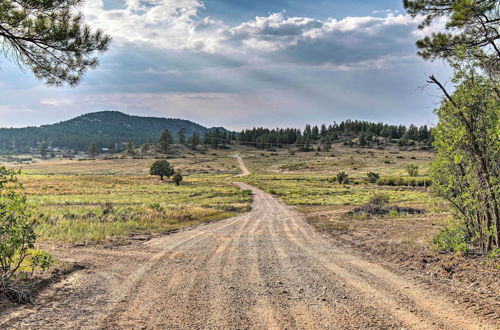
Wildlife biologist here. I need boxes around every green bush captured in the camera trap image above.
[376,176,432,187]
[405,164,419,177]
[432,226,470,254]
[0,167,52,302]
[368,193,389,206]
[336,171,349,184]
[172,172,183,186]
[367,172,380,184]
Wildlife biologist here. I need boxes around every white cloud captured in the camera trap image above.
[82,1,422,69]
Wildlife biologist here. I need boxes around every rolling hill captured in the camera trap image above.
[0,111,228,152]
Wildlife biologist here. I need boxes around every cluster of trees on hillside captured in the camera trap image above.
[238,121,433,150]
[0,111,218,154]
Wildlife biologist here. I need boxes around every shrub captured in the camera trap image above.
[405,164,419,177]
[172,172,183,186]
[336,171,349,184]
[240,189,253,196]
[0,167,51,303]
[432,226,470,254]
[368,193,389,207]
[376,176,432,187]
[367,172,380,184]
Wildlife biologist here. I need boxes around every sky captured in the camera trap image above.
[0,0,452,130]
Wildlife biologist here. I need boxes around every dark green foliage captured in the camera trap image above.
[367,172,380,184]
[0,0,111,86]
[38,141,48,159]
[172,172,183,186]
[150,160,174,180]
[203,128,230,149]
[87,143,98,159]
[188,132,200,150]
[376,176,432,187]
[239,120,433,149]
[158,129,173,153]
[0,111,225,153]
[404,0,499,75]
[336,171,349,184]
[321,136,332,151]
[127,142,136,155]
[404,0,499,254]
[177,128,186,145]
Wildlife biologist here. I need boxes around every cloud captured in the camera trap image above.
[82,2,422,70]
[0,1,452,129]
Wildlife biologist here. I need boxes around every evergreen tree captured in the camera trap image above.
[322,136,332,152]
[404,0,499,77]
[38,141,49,159]
[0,1,111,86]
[188,132,200,150]
[177,128,186,145]
[87,143,98,159]
[127,142,135,155]
[159,129,173,153]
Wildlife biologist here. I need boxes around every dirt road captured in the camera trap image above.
[235,154,250,177]
[1,159,497,329]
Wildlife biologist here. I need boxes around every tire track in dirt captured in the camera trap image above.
[1,157,498,329]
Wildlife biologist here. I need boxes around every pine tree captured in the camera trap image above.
[177,128,186,145]
[38,141,49,159]
[0,1,111,86]
[159,129,173,153]
[87,143,98,159]
[188,132,200,150]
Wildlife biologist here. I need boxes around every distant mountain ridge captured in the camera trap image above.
[0,111,228,151]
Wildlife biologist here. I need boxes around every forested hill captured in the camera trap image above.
[0,111,225,152]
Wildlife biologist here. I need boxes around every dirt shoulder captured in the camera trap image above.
[302,205,500,321]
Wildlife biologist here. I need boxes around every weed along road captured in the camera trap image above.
[1,158,496,329]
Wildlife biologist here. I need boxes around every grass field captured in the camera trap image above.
[3,153,251,243]
[236,144,451,258]
[2,144,442,248]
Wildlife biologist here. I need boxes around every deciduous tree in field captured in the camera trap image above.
[0,0,111,86]
[150,160,174,181]
[430,64,499,253]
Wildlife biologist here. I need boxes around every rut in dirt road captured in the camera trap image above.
[1,158,497,329]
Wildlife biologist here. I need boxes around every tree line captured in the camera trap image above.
[238,121,433,150]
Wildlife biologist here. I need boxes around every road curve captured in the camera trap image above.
[235,154,250,177]
[1,160,497,329]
